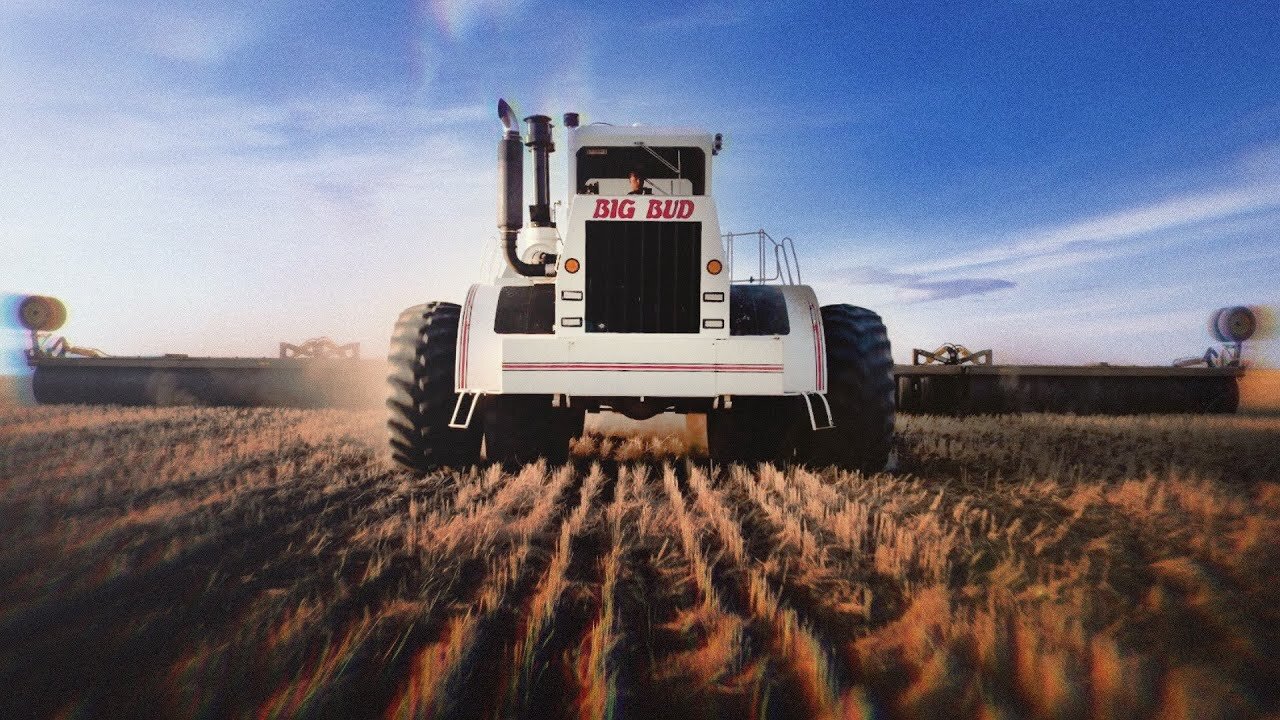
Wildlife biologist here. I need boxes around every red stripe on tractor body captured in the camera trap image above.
[809,304,824,392]
[501,362,783,373]
[458,286,477,388]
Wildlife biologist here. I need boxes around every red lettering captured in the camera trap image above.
[594,197,687,220]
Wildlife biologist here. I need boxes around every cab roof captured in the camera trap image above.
[569,124,715,150]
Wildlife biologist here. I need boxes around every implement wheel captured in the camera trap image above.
[18,295,67,332]
[386,302,482,472]
[797,305,895,473]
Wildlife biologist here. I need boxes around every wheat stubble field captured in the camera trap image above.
[1,405,1278,719]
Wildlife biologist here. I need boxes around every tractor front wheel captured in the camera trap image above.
[796,305,895,473]
[386,302,483,473]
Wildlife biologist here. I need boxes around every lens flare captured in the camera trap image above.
[1,293,25,330]
[1,294,37,399]
[1246,304,1276,340]
[418,0,519,39]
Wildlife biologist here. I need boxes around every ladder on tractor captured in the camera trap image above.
[723,229,802,285]
[722,229,830,430]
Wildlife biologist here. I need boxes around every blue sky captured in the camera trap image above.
[2,0,1278,372]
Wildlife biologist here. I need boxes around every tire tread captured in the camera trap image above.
[385,302,482,472]
[799,304,895,473]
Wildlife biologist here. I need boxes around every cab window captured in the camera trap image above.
[577,146,706,196]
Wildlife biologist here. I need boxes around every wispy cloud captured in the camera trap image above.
[841,267,1016,303]
[147,9,252,64]
[905,182,1280,277]
[896,278,1016,303]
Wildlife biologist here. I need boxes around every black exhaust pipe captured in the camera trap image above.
[525,114,554,227]
[497,99,552,277]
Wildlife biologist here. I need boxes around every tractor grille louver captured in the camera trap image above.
[585,220,701,333]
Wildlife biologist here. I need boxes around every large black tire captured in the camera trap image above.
[483,395,583,467]
[707,397,792,466]
[386,303,483,472]
[796,305,895,473]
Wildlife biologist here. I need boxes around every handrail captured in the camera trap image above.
[722,229,802,285]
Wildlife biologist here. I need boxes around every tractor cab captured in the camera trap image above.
[566,124,717,198]
[552,122,727,338]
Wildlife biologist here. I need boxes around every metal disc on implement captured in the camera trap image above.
[1213,306,1256,343]
[17,295,67,332]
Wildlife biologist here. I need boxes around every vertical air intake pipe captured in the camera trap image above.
[496,99,552,276]
[525,114,555,227]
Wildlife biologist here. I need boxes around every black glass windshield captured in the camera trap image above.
[576,146,706,196]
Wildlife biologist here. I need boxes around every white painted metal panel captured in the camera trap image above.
[458,282,827,398]
[497,334,783,396]
[454,284,504,393]
[777,285,826,394]
[712,337,786,395]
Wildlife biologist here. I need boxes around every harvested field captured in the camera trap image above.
[2,406,1279,719]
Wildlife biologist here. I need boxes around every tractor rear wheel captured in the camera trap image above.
[483,395,583,467]
[386,302,483,472]
[797,305,895,473]
[707,397,792,466]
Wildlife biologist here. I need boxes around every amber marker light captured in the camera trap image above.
[564,258,581,273]
[706,259,723,275]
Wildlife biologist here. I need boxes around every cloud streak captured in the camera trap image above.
[842,267,1016,303]
[905,182,1280,277]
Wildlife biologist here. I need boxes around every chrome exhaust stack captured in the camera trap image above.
[496,98,554,277]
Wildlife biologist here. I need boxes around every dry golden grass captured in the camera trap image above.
[0,374,35,406]
[1,406,1278,719]
[1240,368,1280,414]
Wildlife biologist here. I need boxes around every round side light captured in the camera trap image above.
[706,259,723,275]
[564,258,581,274]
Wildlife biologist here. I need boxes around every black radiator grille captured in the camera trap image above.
[585,220,701,333]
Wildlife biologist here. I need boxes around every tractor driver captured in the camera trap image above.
[628,167,652,195]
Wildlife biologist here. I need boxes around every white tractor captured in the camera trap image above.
[386,99,894,471]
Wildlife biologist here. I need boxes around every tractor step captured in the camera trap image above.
[449,391,484,429]
[799,392,834,431]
